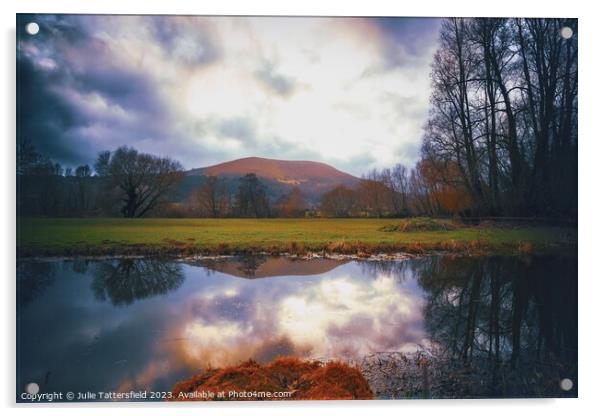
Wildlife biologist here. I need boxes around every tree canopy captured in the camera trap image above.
[94,146,184,218]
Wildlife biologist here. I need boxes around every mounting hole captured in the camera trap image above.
[560,378,573,391]
[560,26,573,39]
[26,382,39,395]
[25,22,39,36]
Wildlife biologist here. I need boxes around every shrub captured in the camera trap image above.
[380,217,457,232]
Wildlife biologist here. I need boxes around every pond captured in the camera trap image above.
[16,254,577,400]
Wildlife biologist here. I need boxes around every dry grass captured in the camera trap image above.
[170,357,373,401]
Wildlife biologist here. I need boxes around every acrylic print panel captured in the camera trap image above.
[16,14,578,402]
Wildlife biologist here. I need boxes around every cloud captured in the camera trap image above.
[17,15,440,175]
[17,14,174,166]
[372,17,441,70]
[254,59,297,97]
[217,117,256,141]
[150,16,221,66]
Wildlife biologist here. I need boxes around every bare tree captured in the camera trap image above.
[380,165,410,216]
[358,170,393,217]
[235,173,270,218]
[320,185,357,217]
[422,18,577,217]
[279,187,308,218]
[191,175,229,218]
[74,164,92,213]
[94,146,184,218]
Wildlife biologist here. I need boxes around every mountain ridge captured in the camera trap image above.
[186,156,360,203]
[188,156,359,181]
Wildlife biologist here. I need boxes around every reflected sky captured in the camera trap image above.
[17,258,427,397]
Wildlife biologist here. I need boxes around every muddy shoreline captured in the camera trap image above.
[16,240,575,260]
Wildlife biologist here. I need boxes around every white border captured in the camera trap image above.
[2,1,600,415]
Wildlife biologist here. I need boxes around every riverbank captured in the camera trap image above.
[17,218,576,258]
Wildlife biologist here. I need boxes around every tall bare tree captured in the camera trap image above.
[235,173,270,218]
[320,185,357,217]
[422,18,577,217]
[192,175,229,218]
[94,146,184,218]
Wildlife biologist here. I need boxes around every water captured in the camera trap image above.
[16,255,577,400]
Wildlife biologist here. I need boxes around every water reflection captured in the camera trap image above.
[176,266,426,367]
[17,261,57,307]
[192,256,349,278]
[416,255,577,397]
[91,259,184,306]
[16,255,577,400]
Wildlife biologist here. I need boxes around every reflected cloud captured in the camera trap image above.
[18,257,428,397]
[20,255,579,400]
[16,255,578,400]
[168,264,426,370]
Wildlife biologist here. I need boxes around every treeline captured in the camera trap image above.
[319,18,578,219]
[16,139,439,218]
[17,139,100,216]
[17,142,184,218]
[177,166,439,218]
[183,174,310,218]
[17,142,315,218]
[319,164,472,218]
[421,18,577,217]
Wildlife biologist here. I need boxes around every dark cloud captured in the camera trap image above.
[364,17,441,74]
[16,15,437,175]
[17,47,91,164]
[150,16,221,66]
[374,18,441,56]
[254,60,297,97]
[217,117,256,141]
[17,14,173,167]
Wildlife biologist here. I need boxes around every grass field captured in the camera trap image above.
[17,217,577,257]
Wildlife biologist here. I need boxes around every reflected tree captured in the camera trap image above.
[236,255,267,277]
[17,261,57,307]
[70,258,91,274]
[91,259,185,306]
[358,260,415,283]
[417,255,577,397]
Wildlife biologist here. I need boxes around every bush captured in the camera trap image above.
[380,217,457,232]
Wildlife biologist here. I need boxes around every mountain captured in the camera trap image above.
[186,157,360,203]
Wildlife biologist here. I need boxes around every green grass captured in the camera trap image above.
[17,217,577,257]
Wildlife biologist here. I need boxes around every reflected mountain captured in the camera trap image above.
[91,259,185,306]
[189,256,349,278]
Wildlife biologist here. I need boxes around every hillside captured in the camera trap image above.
[186,157,360,203]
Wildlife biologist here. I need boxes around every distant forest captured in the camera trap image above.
[17,18,577,220]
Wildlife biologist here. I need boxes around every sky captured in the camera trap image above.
[17,14,441,176]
